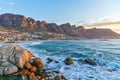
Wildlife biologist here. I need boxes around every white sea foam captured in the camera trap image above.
[30,41,43,46]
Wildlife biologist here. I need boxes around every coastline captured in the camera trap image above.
[0,40,120,79]
[1,38,120,43]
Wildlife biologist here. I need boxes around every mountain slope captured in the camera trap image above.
[86,28,120,39]
[0,13,120,39]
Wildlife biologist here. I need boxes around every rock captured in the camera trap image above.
[31,57,44,69]
[0,55,2,59]
[20,69,31,75]
[47,57,53,63]
[54,75,67,80]
[61,75,67,80]
[0,44,68,80]
[3,64,18,75]
[54,61,59,63]
[0,70,3,76]
[24,62,32,70]
[55,75,61,80]
[36,75,42,80]
[30,66,37,73]
[2,55,9,60]
[41,74,46,80]
[1,61,10,67]
[8,44,32,69]
[0,44,47,79]
[36,68,43,75]
[47,77,51,80]
[28,73,38,80]
[46,72,54,77]
[0,67,4,75]
[22,75,29,80]
[84,59,97,65]
[64,57,73,65]
[53,71,60,74]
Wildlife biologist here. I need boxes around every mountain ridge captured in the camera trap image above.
[0,13,120,39]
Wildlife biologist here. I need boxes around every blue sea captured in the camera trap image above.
[0,39,120,80]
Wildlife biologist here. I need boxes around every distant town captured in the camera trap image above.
[0,28,74,42]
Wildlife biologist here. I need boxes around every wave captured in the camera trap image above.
[30,41,43,46]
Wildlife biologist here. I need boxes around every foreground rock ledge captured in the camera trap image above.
[0,44,44,80]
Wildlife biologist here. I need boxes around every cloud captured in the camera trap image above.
[76,17,120,28]
[86,21,120,27]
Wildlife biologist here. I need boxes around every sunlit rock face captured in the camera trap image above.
[0,13,120,39]
[0,44,43,77]
[0,44,32,75]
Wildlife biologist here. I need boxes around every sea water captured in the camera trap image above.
[0,39,120,80]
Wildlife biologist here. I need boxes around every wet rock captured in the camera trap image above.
[47,77,51,80]
[22,75,29,80]
[31,57,44,69]
[64,57,73,65]
[29,73,38,80]
[3,64,18,75]
[24,62,32,70]
[0,70,3,76]
[36,75,41,79]
[46,72,54,77]
[53,70,60,74]
[36,68,43,75]
[30,66,37,73]
[54,61,59,63]
[20,69,31,75]
[47,57,53,63]
[41,73,46,79]
[84,59,96,65]
[61,75,67,80]
[55,75,61,80]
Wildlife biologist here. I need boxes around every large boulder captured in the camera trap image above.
[8,44,32,69]
[84,59,97,65]
[31,57,44,69]
[55,75,61,80]
[64,57,73,65]
[47,57,53,63]
[0,44,33,75]
[0,44,33,69]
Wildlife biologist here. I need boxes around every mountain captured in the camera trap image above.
[0,13,120,39]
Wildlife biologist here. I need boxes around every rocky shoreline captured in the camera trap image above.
[0,44,97,80]
[0,44,67,80]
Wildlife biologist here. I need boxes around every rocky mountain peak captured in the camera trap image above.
[0,13,120,39]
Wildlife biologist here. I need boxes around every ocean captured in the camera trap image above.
[0,39,120,80]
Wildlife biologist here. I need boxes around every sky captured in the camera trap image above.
[0,0,120,33]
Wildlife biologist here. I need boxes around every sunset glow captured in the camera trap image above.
[84,22,120,34]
